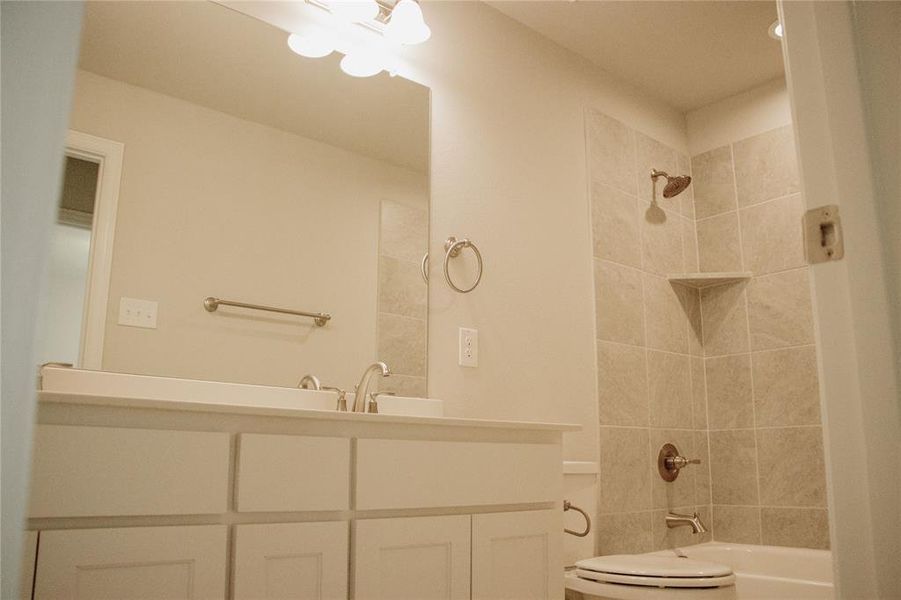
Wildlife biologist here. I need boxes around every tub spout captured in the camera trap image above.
[665,511,708,534]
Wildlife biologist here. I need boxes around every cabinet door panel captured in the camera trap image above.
[34,525,227,600]
[472,510,562,600]
[234,522,348,600]
[354,515,470,600]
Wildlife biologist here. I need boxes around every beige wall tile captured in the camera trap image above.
[676,286,703,357]
[599,427,652,512]
[377,313,426,377]
[644,274,689,354]
[378,256,427,320]
[597,341,649,426]
[690,357,708,429]
[637,131,677,204]
[733,125,800,207]
[677,153,695,219]
[380,200,428,263]
[706,355,754,429]
[695,504,713,543]
[596,512,653,556]
[650,429,696,509]
[740,194,805,275]
[588,110,637,196]
[747,269,815,350]
[713,505,761,544]
[591,181,642,267]
[697,212,743,273]
[641,207,684,275]
[378,374,427,398]
[594,260,645,346]
[690,145,736,219]
[761,508,830,550]
[648,351,693,429]
[694,431,712,505]
[753,346,821,426]
[757,427,827,507]
[709,430,759,505]
[700,284,750,356]
[681,216,699,272]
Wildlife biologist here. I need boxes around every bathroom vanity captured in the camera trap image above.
[24,367,576,599]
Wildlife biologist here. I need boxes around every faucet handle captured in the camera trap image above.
[321,386,347,412]
[658,443,700,482]
[368,391,396,414]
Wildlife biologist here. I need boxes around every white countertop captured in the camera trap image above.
[38,367,580,432]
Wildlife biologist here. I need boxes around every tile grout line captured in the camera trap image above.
[693,190,802,224]
[730,142,765,545]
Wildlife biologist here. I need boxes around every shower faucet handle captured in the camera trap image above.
[657,443,700,482]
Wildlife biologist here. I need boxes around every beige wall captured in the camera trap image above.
[587,108,711,554]
[401,2,688,462]
[69,70,427,392]
[691,119,829,549]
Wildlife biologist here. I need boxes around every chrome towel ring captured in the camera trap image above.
[443,236,483,294]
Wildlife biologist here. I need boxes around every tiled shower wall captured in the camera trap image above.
[587,109,712,555]
[376,200,428,397]
[692,125,830,549]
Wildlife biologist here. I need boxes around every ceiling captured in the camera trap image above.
[487,0,785,112]
[78,1,429,173]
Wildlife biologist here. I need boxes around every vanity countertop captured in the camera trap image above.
[37,367,580,432]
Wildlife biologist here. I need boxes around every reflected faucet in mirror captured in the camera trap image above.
[353,362,391,412]
[298,374,322,390]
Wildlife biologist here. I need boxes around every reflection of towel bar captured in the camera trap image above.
[564,500,591,537]
[203,297,331,327]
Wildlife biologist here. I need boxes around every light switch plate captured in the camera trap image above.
[459,327,478,367]
[118,297,158,329]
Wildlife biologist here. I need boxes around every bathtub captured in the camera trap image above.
[662,543,833,599]
[566,542,833,600]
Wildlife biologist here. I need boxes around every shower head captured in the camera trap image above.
[650,169,692,198]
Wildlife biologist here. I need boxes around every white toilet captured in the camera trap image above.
[564,553,737,600]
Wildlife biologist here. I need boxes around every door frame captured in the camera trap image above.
[64,130,124,369]
[779,1,901,597]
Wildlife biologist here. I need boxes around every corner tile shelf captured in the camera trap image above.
[667,272,752,289]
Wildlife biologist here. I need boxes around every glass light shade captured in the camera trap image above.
[385,0,431,45]
[339,52,384,77]
[768,20,784,39]
[287,32,334,58]
[329,0,379,24]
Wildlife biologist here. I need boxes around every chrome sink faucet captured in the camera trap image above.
[665,511,708,534]
[353,362,390,412]
[298,374,321,390]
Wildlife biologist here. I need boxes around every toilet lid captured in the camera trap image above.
[576,554,733,579]
[575,568,736,589]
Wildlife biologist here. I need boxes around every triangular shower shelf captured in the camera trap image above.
[667,272,752,289]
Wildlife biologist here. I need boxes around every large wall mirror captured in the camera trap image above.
[36,1,430,397]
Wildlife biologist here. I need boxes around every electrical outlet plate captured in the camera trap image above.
[118,297,158,329]
[458,327,478,367]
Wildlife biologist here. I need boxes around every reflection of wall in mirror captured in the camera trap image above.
[68,69,428,391]
[376,200,428,397]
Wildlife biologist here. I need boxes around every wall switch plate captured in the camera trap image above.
[118,297,158,329]
[459,327,478,367]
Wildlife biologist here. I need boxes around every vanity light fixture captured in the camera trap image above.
[768,20,784,40]
[287,0,431,78]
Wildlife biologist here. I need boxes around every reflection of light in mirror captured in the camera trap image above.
[385,0,431,45]
[340,51,386,77]
[286,0,429,78]
[328,0,379,24]
[287,32,334,58]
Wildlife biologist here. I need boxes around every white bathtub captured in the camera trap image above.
[661,543,833,599]
[566,542,833,600]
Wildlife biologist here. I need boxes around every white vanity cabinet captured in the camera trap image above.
[234,522,349,600]
[28,391,575,600]
[33,525,227,600]
[354,515,472,600]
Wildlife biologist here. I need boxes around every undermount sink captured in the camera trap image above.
[39,366,443,418]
